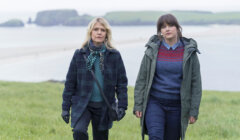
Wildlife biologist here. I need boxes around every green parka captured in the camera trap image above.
[133,35,202,140]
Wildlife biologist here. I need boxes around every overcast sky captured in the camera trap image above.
[1,0,240,15]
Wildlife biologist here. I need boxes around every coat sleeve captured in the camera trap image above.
[116,52,128,110]
[62,50,78,111]
[133,54,148,113]
[190,52,202,119]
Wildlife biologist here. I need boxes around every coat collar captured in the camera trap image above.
[181,37,200,54]
[144,35,160,60]
[144,35,200,59]
[79,44,118,56]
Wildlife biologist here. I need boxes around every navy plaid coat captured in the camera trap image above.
[62,45,128,128]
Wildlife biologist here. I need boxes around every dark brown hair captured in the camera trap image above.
[157,14,182,37]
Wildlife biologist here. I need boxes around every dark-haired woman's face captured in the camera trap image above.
[160,23,178,41]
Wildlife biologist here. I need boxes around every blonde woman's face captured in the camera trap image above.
[91,22,107,46]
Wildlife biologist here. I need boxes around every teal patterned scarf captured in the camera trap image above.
[86,40,106,71]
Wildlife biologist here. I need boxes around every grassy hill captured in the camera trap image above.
[0,81,240,140]
[104,11,240,25]
[0,19,24,27]
[32,10,240,26]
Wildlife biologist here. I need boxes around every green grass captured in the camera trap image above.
[0,81,240,140]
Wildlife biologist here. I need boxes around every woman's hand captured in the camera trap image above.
[135,111,142,118]
[117,108,126,121]
[189,116,196,124]
[61,110,70,124]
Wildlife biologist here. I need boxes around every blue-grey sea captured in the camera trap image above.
[0,25,239,91]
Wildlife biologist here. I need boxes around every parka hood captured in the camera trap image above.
[181,36,200,54]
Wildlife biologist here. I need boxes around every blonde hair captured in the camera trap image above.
[81,17,115,49]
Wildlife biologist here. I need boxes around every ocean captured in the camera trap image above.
[0,25,240,91]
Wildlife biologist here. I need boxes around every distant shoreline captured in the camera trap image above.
[1,10,240,27]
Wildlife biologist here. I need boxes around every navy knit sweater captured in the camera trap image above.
[150,40,184,100]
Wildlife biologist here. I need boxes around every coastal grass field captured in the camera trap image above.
[0,81,240,140]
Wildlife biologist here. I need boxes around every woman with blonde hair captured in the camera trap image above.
[61,17,128,140]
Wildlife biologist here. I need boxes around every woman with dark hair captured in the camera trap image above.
[61,17,128,140]
[134,14,202,140]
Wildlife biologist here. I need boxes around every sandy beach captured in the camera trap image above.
[0,44,79,64]
[1,25,240,64]
[0,38,150,65]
